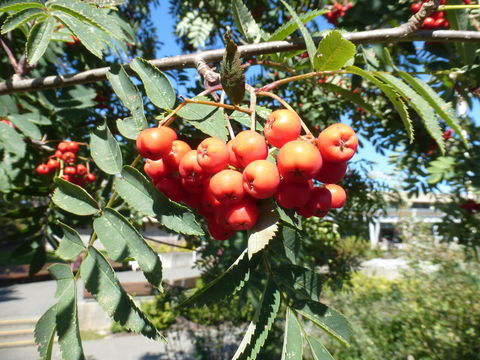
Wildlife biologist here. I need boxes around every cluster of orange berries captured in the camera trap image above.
[325,1,353,25]
[36,141,96,186]
[411,0,470,29]
[136,109,358,241]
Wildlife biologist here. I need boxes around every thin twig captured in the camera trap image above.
[183,98,252,114]
[159,102,187,127]
[0,36,18,71]
[245,84,257,130]
[220,91,236,139]
[257,91,312,136]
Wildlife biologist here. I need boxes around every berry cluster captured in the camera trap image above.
[36,141,96,186]
[325,2,353,25]
[137,109,358,241]
[411,0,470,29]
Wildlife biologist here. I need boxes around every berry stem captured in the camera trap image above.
[160,102,187,127]
[220,91,236,139]
[245,84,257,130]
[439,5,480,10]
[257,91,313,136]
[183,98,253,115]
[256,70,347,93]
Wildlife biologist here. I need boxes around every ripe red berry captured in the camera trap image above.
[264,109,302,148]
[207,217,235,241]
[197,137,229,173]
[275,180,313,209]
[277,140,322,182]
[46,158,60,171]
[227,139,242,169]
[232,130,268,167]
[410,3,421,13]
[164,140,191,170]
[86,173,96,182]
[144,158,171,182]
[433,18,446,29]
[317,123,358,163]
[136,127,177,160]
[209,169,245,205]
[243,160,280,199]
[36,164,50,175]
[422,17,435,29]
[76,164,87,176]
[179,150,209,193]
[325,184,346,208]
[315,160,347,184]
[54,150,63,158]
[66,141,79,153]
[296,186,331,218]
[223,199,259,230]
[64,166,77,175]
[57,141,68,152]
[62,151,76,164]
[155,177,184,203]
[201,186,223,214]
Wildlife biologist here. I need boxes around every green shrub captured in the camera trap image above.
[322,252,480,360]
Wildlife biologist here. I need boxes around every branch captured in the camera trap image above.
[0,36,18,72]
[1,29,480,95]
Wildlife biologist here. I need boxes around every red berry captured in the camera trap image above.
[243,160,280,199]
[422,17,435,29]
[57,141,68,152]
[317,123,358,163]
[207,217,235,241]
[136,127,177,160]
[76,164,87,176]
[54,150,63,158]
[64,166,77,175]
[66,141,79,153]
[209,169,245,205]
[232,130,268,168]
[164,140,191,170]
[277,140,322,182]
[410,3,421,13]
[274,180,313,209]
[155,177,184,203]
[325,184,347,208]
[223,199,259,231]
[36,164,50,175]
[315,160,347,184]
[62,151,76,164]
[264,109,302,148]
[144,158,171,182]
[197,137,229,173]
[86,173,96,182]
[46,158,60,171]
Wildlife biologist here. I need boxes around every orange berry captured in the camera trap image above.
[317,123,358,163]
[232,130,268,167]
[274,180,313,209]
[243,160,280,199]
[264,109,302,148]
[136,127,177,160]
[144,158,171,182]
[209,169,245,205]
[197,137,229,173]
[315,160,347,184]
[277,140,322,182]
[224,198,259,230]
[164,140,191,170]
[325,184,346,208]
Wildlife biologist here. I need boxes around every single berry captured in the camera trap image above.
[274,180,313,209]
[155,177,184,203]
[325,184,346,208]
[64,166,77,175]
[164,140,192,170]
[144,158,171,182]
[317,123,358,163]
[227,139,242,169]
[76,164,87,176]
[66,141,79,153]
[297,186,332,218]
[207,217,235,241]
[86,173,97,182]
[243,160,280,199]
[232,130,268,167]
[46,158,60,171]
[197,137,229,173]
[62,151,76,164]
[179,150,209,192]
[36,164,50,175]
[277,140,322,182]
[136,126,177,160]
[264,109,302,148]
[315,160,347,184]
[209,169,245,205]
[57,141,68,152]
[54,150,63,158]
[422,17,435,29]
[224,199,259,230]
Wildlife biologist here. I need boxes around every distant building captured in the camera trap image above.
[369,193,446,248]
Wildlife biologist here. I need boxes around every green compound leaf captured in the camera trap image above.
[52,10,105,59]
[180,249,257,308]
[268,9,327,41]
[314,30,356,71]
[248,200,279,259]
[274,264,322,302]
[114,166,203,236]
[130,57,176,110]
[185,108,228,142]
[55,222,85,261]
[34,304,56,360]
[306,335,335,360]
[232,277,281,360]
[232,0,267,42]
[281,308,303,360]
[398,71,467,147]
[347,66,414,147]
[52,177,100,216]
[26,16,55,64]
[90,121,123,175]
[220,31,245,106]
[93,208,163,290]
[279,0,316,69]
[177,96,217,120]
[294,300,352,346]
[0,0,43,13]
[1,7,45,34]
[7,113,42,140]
[80,246,166,342]
[107,64,147,135]
[48,264,84,360]
[0,121,26,157]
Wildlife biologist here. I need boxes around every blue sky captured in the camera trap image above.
[150,4,479,176]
